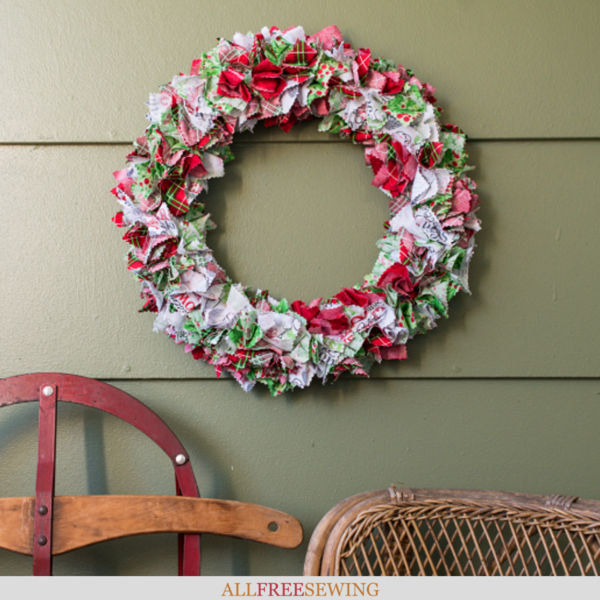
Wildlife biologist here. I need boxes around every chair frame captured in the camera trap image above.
[305,487,600,576]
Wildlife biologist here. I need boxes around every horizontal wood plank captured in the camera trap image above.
[0,495,302,555]
[0,0,599,142]
[1,378,600,575]
[1,141,598,379]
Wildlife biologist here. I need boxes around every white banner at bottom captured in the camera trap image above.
[2,575,599,600]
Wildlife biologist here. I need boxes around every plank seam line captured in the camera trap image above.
[1,138,599,147]
[99,376,600,383]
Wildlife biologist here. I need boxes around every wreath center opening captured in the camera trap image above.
[205,130,390,303]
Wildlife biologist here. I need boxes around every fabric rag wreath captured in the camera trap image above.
[111,25,481,395]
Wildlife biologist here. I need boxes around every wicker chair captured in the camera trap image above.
[304,487,600,576]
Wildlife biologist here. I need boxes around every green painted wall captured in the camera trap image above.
[1,0,599,575]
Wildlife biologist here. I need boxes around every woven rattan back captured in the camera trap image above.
[304,488,600,576]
